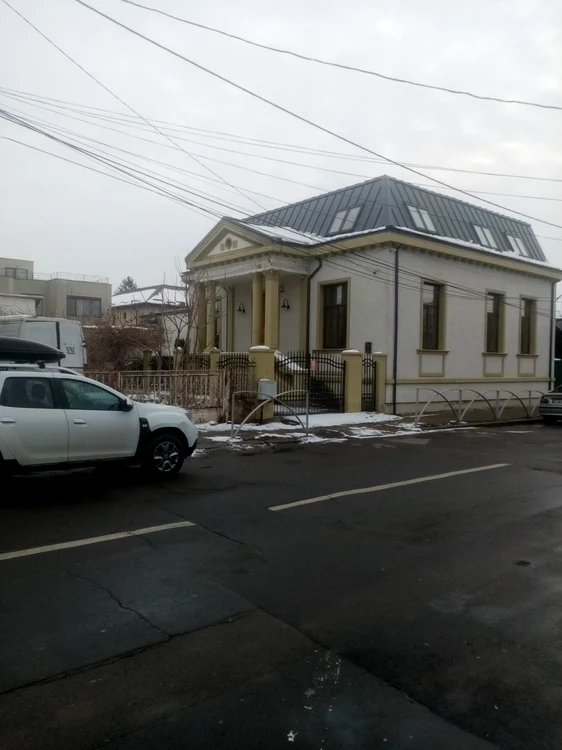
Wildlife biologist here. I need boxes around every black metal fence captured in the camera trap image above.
[361,357,377,411]
[218,352,255,395]
[274,351,346,415]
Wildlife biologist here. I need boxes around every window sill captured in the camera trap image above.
[482,352,508,357]
[417,349,449,355]
[517,353,538,358]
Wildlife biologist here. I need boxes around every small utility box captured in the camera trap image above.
[257,378,277,401]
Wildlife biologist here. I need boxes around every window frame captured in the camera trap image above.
[327,206,362,235]
[473,225,497,249]
[318,279,349,350]
[66,296,102,318]
[408,205,437,233]
[4,266,29,280]
[506,234,530,257]
[420,280,446,351]
[484,291,506,354]
[58,378,124,411]
[519,297,537,355]
[0,375,57,410]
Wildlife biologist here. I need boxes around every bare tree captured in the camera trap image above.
[84,313,163,372]
[156,263,228,368]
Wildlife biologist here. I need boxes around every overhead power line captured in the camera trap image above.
[1,113,556,314]
[119,0,562,113]
[0,0,266,212]
[3,85,562,185]
[73,0,562,232]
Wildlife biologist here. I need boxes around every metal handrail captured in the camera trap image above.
[230,389,310,441]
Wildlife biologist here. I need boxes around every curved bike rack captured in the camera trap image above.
[230,389,310,442]
[415,387,546,425]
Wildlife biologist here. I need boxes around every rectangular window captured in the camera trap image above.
[408,206,436,233]
[0,377,55,409]
[422,282,443,350]
[520,298,536,354]
[322,282,348,349]
[328,206,362,235]
[474,225,497,248]
[66,296,102,317]
[485,293,504,353]
[5,267,29,279]
[506,235,530,257]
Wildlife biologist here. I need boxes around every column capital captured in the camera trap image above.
[263,268,279,280]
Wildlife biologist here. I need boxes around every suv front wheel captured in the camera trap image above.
[142,433,185,476]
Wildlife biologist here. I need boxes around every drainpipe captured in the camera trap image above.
[305,259,323,356]
[549,280,556,390]
[392,246,400,415]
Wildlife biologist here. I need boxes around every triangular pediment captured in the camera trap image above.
[186,219,268,266]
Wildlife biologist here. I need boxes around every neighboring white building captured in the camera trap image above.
[0,293,37,316]
[0,256,111,320]
[184,176,562,412]
[112,284,195,357]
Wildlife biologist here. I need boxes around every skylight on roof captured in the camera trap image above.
[328,206,362,234]
[474,225,497,249]
[407,205,436,232]
[506,234,530,257]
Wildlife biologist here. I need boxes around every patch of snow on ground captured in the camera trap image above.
[199,412,400,433]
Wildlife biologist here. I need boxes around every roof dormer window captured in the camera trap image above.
[328,205,362,235]
[474,225,497,249]
[506,234,530,257]
[407,205,436,232]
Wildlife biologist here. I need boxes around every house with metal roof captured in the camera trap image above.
[185,176,562,413]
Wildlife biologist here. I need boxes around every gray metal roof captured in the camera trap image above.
[241,175,546,262]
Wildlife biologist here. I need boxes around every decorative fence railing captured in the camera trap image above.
[361,357,377,412]
[274,350,346,414]
[86,369,226,418]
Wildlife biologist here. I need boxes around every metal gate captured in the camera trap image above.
[361,357,377,411]
[274,351,346,415]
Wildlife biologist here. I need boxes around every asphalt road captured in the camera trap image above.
[1,423,562,749]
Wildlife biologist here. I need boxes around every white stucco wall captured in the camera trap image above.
[308,244,555,409]
[231,282,251,351]
[278,275,302,351]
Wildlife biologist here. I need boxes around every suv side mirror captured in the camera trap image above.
[122,398,135,412]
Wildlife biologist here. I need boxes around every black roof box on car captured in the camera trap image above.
[0,336,64,364]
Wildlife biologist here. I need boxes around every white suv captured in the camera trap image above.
[0,366,198,477]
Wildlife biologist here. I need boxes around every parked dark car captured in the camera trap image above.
[539,386,562,424]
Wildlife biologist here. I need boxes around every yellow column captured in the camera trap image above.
[264,269,279,350]
[205,282,216,350]
[372,353,388,413]
[196,282,206,353]
[342,349,362,413]
[251,272,263,346]
[249,345,275,421]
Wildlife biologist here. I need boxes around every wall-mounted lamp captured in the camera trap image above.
[281,298,290,311]
[237,302,246,313]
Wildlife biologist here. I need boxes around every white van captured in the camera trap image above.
[0,316,86,370]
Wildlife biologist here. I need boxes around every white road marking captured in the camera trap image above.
[269,463,510,512]
[0,521,196,562]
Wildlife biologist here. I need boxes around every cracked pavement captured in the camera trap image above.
[1,424,562,748]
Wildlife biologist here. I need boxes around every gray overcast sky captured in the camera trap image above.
[1,0,561,293]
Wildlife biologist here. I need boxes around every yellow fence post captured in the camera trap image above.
[209,347,220,372]
[372,353,388,413]
[249,345,275,421]
[342,349,362,413]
